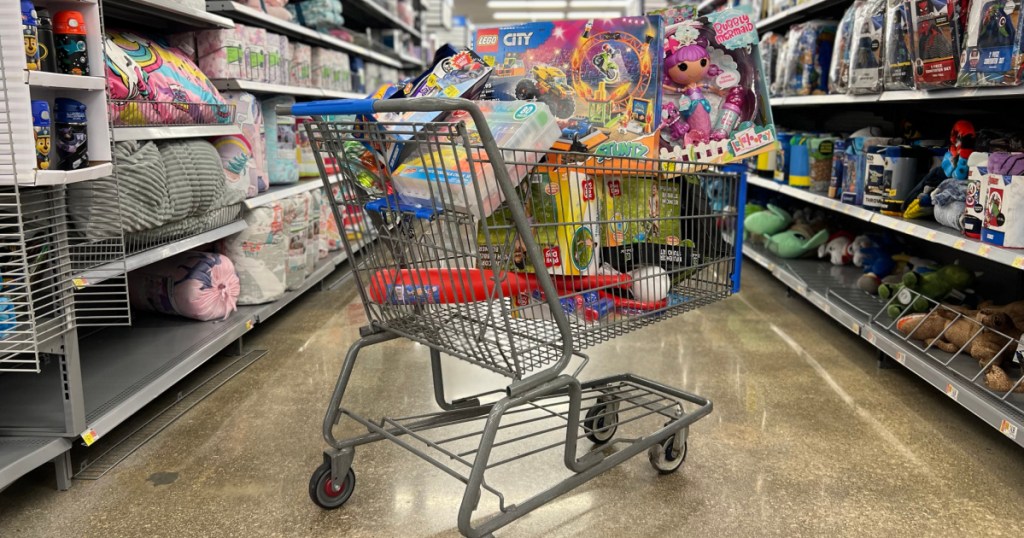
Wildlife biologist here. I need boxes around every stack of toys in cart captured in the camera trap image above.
[743,196,1024,394]
[760,0,1024,94]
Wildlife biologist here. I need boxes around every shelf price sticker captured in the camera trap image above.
[925,231,938,241]
[1013,256,1024,269]
[903,222,916,234]
[1000,420,1019,440]
[865,329,875,342]
[945,384,959,401]
[72,278,88,289]
[245,319,254,331]
[953,239,967,250]
[895,351,906,364]
[977,245,991,257]
[81,428,98,446]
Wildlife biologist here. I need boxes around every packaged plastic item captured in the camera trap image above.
[849,0,886,93]
[656,7,777,164]
[31,100,51,170]
[775,131,794,183]
[982,152,1024,247]
[772,34,790,96]
[55,98,88,171]
[193,26,247,80]
[783,21,837,95]
[863,145,925,211]
[37,8,55,73]
[215,91,267,196]
[22,1,38,70]
[828,138,849,198]
[223,202,287,305]
[244,26,268,82]
[963,151,989,238]
[884,0,915,89]
[808,136,837,193]
[128,251,240,321]
[477,15,668,158]
[283,192,311,290]
[956,0,1024,86]
[391,101,561,218]
[295,117,318,178]
[760,31,783,95]
[788,135,811,187]
[529,169,602,276]
[54,10,89,75]
[290,42,312,86]
[287,0,344,31]
[262,96,299,185]
[831,1,863,93]
[911,0,958,88]
[840,134,891,205]
[600,175,685,272]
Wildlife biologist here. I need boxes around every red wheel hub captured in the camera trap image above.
[323,476,345,497]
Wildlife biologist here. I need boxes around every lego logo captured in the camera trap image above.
[478,35,497,45]
[476,30,499,53]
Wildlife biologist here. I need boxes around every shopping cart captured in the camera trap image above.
[287,97,747,537]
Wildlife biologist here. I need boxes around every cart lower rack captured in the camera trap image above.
[291,97,745,537]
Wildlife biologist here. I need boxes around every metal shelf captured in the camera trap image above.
[103,0,234,29]
[245,179,335,209]
[73,220,249,287]
[76,247,357,444]
[205,1,404,69]
[212,79,343,99]
[771,85,1024,107]
[742,241,1024,448]
[747,174,1024,270]
[756,0,850,32]
[343,0,422,39]
[24,72,107,91]
[112,124,241,142]
[321,90,366,99]
[31,162,114,186]
[0,438,72,492]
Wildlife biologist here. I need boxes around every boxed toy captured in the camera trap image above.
[759,31,784,95]
[782,21,837,95]
[774,131,795,183]
[884,0,916,89]
[830,2,861,93]
[840,133,891,205]
[982,152,1024,247]
[828,138,849,199]
[848,0,886,93]
[474,16,664,156]
[911,0,958,88]
[807,136,837,193]
[863,145,929,211]
[656,6,778,164]
[390,101,561,218]
[956,0,1024,86]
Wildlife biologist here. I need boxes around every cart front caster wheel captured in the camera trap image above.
[583,402,618,444]
[648,435,687,475]
[309,463,356,509]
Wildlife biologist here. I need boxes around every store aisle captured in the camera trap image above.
[2,262,1022,537]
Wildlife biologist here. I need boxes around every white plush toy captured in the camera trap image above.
[628,266,671,303]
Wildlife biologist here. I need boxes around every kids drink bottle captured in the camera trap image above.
[22,0,39,70]
[55,98,88,171]
[710,87,746,140]
[54,10,88,75]
[37,8,56,73]
[31,100,51,170]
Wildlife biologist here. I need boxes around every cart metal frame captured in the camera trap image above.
[289,97,745,537]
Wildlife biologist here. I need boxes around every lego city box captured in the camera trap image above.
[652,5,779,165]
[473,17,665,162]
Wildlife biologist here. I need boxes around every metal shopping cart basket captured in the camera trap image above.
[288,97,747,537]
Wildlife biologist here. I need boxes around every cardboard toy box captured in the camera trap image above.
[473,17,664,158]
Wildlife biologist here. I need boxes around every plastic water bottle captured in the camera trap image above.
[22,0,38,70]
[54,10,88,75]
[37,8,56,73]
[32,100,52,170]
[55,98,88,171]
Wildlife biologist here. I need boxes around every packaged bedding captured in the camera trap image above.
[222,201,288,305]
[128,251,240,321]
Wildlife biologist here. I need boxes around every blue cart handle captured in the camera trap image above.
[286,98,379,116]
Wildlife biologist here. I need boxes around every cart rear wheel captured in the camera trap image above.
[648,434,687,475]
[309,463,356,509]
[583,402,618,444]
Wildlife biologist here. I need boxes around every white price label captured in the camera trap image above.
[945,384,959,400]
[895,351,906,364]
[1000,420,1019,440]
[865,329,874,342]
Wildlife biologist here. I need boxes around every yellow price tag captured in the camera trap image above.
[925,231,938,241]
[1000,420,1019,439]
[904,222,916,233]
[443,85,460,97]
[82,428,98,446]
[245,319,254,331]
[426,74,438,87]
[977,245,991,256]
[953,239,966,250]
[1014,256,1024,269]
[72,278,88,289]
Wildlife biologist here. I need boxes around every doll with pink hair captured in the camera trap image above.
[662,22,726,145]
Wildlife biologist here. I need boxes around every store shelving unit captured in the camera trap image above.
[245,179,341,209]
[756,0,849,32]
[112,124,241,142]
[205,1,404,69]
[772,86,1024,107]
[742,241,1024,447]
[212,80,363,100]
[0,438,73,491]
[344,0,422,38]
[104,0,234,28]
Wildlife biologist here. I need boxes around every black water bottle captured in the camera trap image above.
[36,7,56,73]
[55,98,88,171]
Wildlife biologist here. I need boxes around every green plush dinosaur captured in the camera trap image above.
[879,263,975,318]
[744,204,791,237]
[764,224,830,258]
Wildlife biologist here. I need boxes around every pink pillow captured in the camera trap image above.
[129,251,240,321]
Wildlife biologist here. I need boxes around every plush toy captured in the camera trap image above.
[879,263,975,317]
[818,231,855,265]
[903,120,976,220]
[856,246,897,293]
[744,203,791,236]
[896,305,1020,368]
[850,234,878,267]
[764,224,830,258]
[931,177,967,230]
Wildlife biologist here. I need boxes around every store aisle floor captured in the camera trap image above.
[2,262,1023,537]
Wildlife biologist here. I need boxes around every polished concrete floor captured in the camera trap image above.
[2,262,1024,537]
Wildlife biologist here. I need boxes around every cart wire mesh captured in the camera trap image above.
[307,115,742,380]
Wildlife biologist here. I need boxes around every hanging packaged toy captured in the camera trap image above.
[830,2,862,93]
[849,0,886,93]
[772,33,790,96]
[885,0,916,89]
[759,31,783,95]
[956,0,1024,86]
[911,0,958,88]
[656,7,777,163]
[782,21,837,95]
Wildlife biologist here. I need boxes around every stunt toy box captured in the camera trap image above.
[474,17,664,159]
